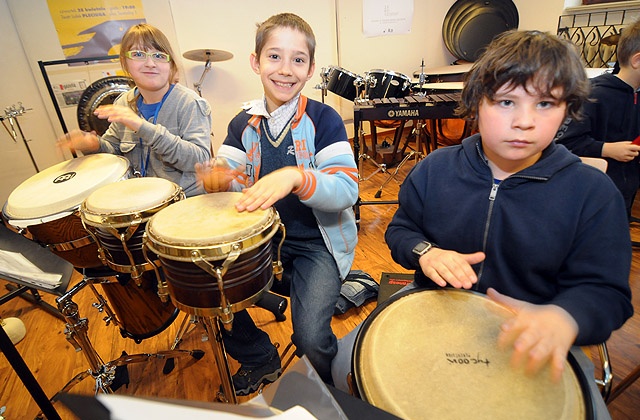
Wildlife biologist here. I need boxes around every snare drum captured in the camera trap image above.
[353,289,593,420]
[365,69,411,99]
[81,177,184,276]
[144,192,283,317]
[3,154,130,268]
[326,66,362,101]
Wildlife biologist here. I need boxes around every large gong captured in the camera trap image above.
[443,0,519,62]
[77,76,135,135]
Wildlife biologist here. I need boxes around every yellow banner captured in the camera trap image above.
[47,0,146,60]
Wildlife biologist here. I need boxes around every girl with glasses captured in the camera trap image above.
[58,23,212,197]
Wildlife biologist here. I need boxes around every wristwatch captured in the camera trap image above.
[412,241,433,265]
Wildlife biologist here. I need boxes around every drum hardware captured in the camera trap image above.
[38,274,205,417]
[182,48,234,97]
[1,102,39,172]
[372,120,430,199]
[316,67,329,103]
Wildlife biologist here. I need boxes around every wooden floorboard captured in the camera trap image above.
[1,139,639,419]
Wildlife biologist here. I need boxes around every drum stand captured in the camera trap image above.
[369,119,430,198]
[41,274,205,415]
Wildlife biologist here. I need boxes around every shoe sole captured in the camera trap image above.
[234,368,282,396]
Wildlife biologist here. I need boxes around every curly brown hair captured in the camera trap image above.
[457,30,590,123]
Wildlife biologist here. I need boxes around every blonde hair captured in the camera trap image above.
[119,23,178,110]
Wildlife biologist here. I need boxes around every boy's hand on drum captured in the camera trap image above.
[236,167,303,212]
[57,129,100,153]
[94,104,144,132]
[419,248,484,289]
[196,158,235,193]
[487,288,579,383]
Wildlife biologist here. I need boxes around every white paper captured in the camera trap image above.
[363,0,413,37]
[0,249,62,289]
[97,394,317,419]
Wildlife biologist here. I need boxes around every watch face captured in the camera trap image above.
[414,241,431,255]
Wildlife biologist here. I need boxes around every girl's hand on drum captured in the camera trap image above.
[94,104,144,132]
[57,129,100,153]
[236,167,303,212]
[487,288,579,383]
[195,158,235,193]
[419,248,484,289]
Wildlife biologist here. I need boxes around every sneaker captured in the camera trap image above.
[232,354,282,396]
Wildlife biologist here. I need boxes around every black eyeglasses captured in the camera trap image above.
[125,50,171,63]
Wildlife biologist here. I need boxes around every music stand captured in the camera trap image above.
[0,224,73,318]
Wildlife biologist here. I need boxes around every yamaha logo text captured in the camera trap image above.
[387,109,419,118]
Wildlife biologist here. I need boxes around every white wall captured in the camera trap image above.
[0,0,585,204]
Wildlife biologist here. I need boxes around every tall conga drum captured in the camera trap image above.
[352,289,594,420]
[3,154,130,268]
[80,177,184,342]
[144,192,283,318]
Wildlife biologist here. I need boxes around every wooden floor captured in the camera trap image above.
[1,136,640,419]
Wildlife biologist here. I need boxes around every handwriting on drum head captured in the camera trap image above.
[445,352,490,367]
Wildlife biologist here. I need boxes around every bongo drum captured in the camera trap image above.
[3,154,130,268]
[81,177,184,276]
[353,289,594,420]
[144,192,283,318]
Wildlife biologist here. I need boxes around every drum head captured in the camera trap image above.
[83,177,181,222]
[4,154,130,223]
[353,289,589,420]
[146,192,278,261]
[77,76,135,136]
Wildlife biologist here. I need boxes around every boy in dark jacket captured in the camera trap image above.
[333,30,632,418]
[556,19,640,217]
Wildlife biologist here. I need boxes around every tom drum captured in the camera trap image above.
[365,69,411,99]
[326,66,362,101]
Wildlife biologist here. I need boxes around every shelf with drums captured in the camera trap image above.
[1,153,288,408]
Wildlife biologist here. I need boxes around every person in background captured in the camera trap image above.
[332,30,633,418]
[196,13,358,396]
[58,23,211,197]
[556,18,640,218]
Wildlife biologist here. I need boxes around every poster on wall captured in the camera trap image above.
[47,0,146,63]
[363,0,413,38]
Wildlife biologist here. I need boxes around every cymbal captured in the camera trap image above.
[601,34,621,46]
[182,49,233,62]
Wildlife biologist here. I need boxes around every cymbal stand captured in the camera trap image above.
[1,103,39,172]
[193,59,212,97]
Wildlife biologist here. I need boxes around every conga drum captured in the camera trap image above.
[3,154,130,268]
[352,289,594,420]
[81,177,184,276]
[144,192,283,318]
